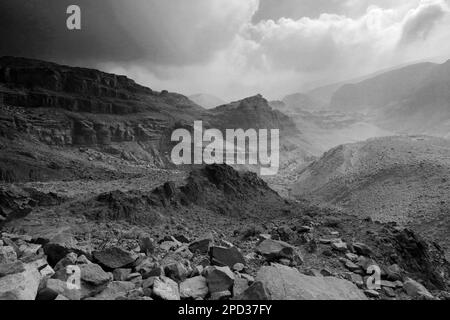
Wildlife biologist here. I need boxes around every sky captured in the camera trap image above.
[0,0,449,101]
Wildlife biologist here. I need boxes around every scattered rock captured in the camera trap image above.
[383,287,396,298]
[92,281,135,300]
[205,266,235,294]
[0,265,41,300]
[152,276,180,300]
[345,253,359,262]
[233,263,245,272]
[93,247,136,270]
[0,260,25,277]
[43,232,88,266]
[353,243,373,257]
[344,260,361,272]
[210,246,245,268]
[188,235,213,255]
[331,241,348,252]
[113,268,132,281]
[163,261,190,282]
[45,279,82,300]
[364,289,380,298]
[210,290,231,300]
[235,281,269,300]
[0,246,17,264]
[403,278,434,300]
[256,239,302,263]
[179,276,208,299]
[233,278,249,297]
[139,236,155,255]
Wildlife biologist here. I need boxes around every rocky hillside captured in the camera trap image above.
[0,56,212,182]
[1,164,449,300]
[0,57,312,183]
[290,135,450,259]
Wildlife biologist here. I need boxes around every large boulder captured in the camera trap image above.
[152,276,180,300]
[91,281,135,300]
[0,265,41,300]
[53,263,111,299]
[210,246,245,268]
[205,266,235,294]
[179,276,209,299]
[256,239,302,263]
[255,264,367,300]
[403,278,434,300]
[189,235,213,255]
[93,247,136,270]
[42,232,90,266]
[0,246,17,264]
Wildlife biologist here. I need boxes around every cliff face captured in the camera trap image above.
[0,56,207,147]
[0,57,305,183]
[0,57,211,182]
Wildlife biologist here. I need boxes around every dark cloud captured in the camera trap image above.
[0,0,145,65]
[0,0,255,66]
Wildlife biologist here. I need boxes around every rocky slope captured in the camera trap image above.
[1,57,449,301]
[290,135,450,259]
[0,57,312,183]
[1,164,449,300]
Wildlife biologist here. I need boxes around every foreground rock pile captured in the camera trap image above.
[1,226,447,300]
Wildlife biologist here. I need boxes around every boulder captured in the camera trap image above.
[233,278,249,297]
[353,243,373,257]
[210,290,231,300]
[255,264,367,300]
[152,276,180,300]
[205,266,235,294]
[403,278,434,300]
[92,281,135,300]
[163,261,190,282]
[113,268,132,281]
[364,289,380,298]
[0,246,17,264]
[0,260,25,277]
[45,279,82,300]
[43,233,89,266]
[139,236,155,255]
[256,239,302,263]
[0,265,41,300]
[331,241,348,252]
[179,276,209,299]
[235,282,270,300]
[53,263,111,299]
[210,246,245,268]
[93,247,136,270]
[188,235,213,255]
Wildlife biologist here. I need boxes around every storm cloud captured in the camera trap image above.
[0,0,449,100]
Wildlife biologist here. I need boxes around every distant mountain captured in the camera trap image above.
[290,135,450,259]
[329,61,450,137]
[208,94,298,134]
[282,93,322,112]
[189,93,226,109]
